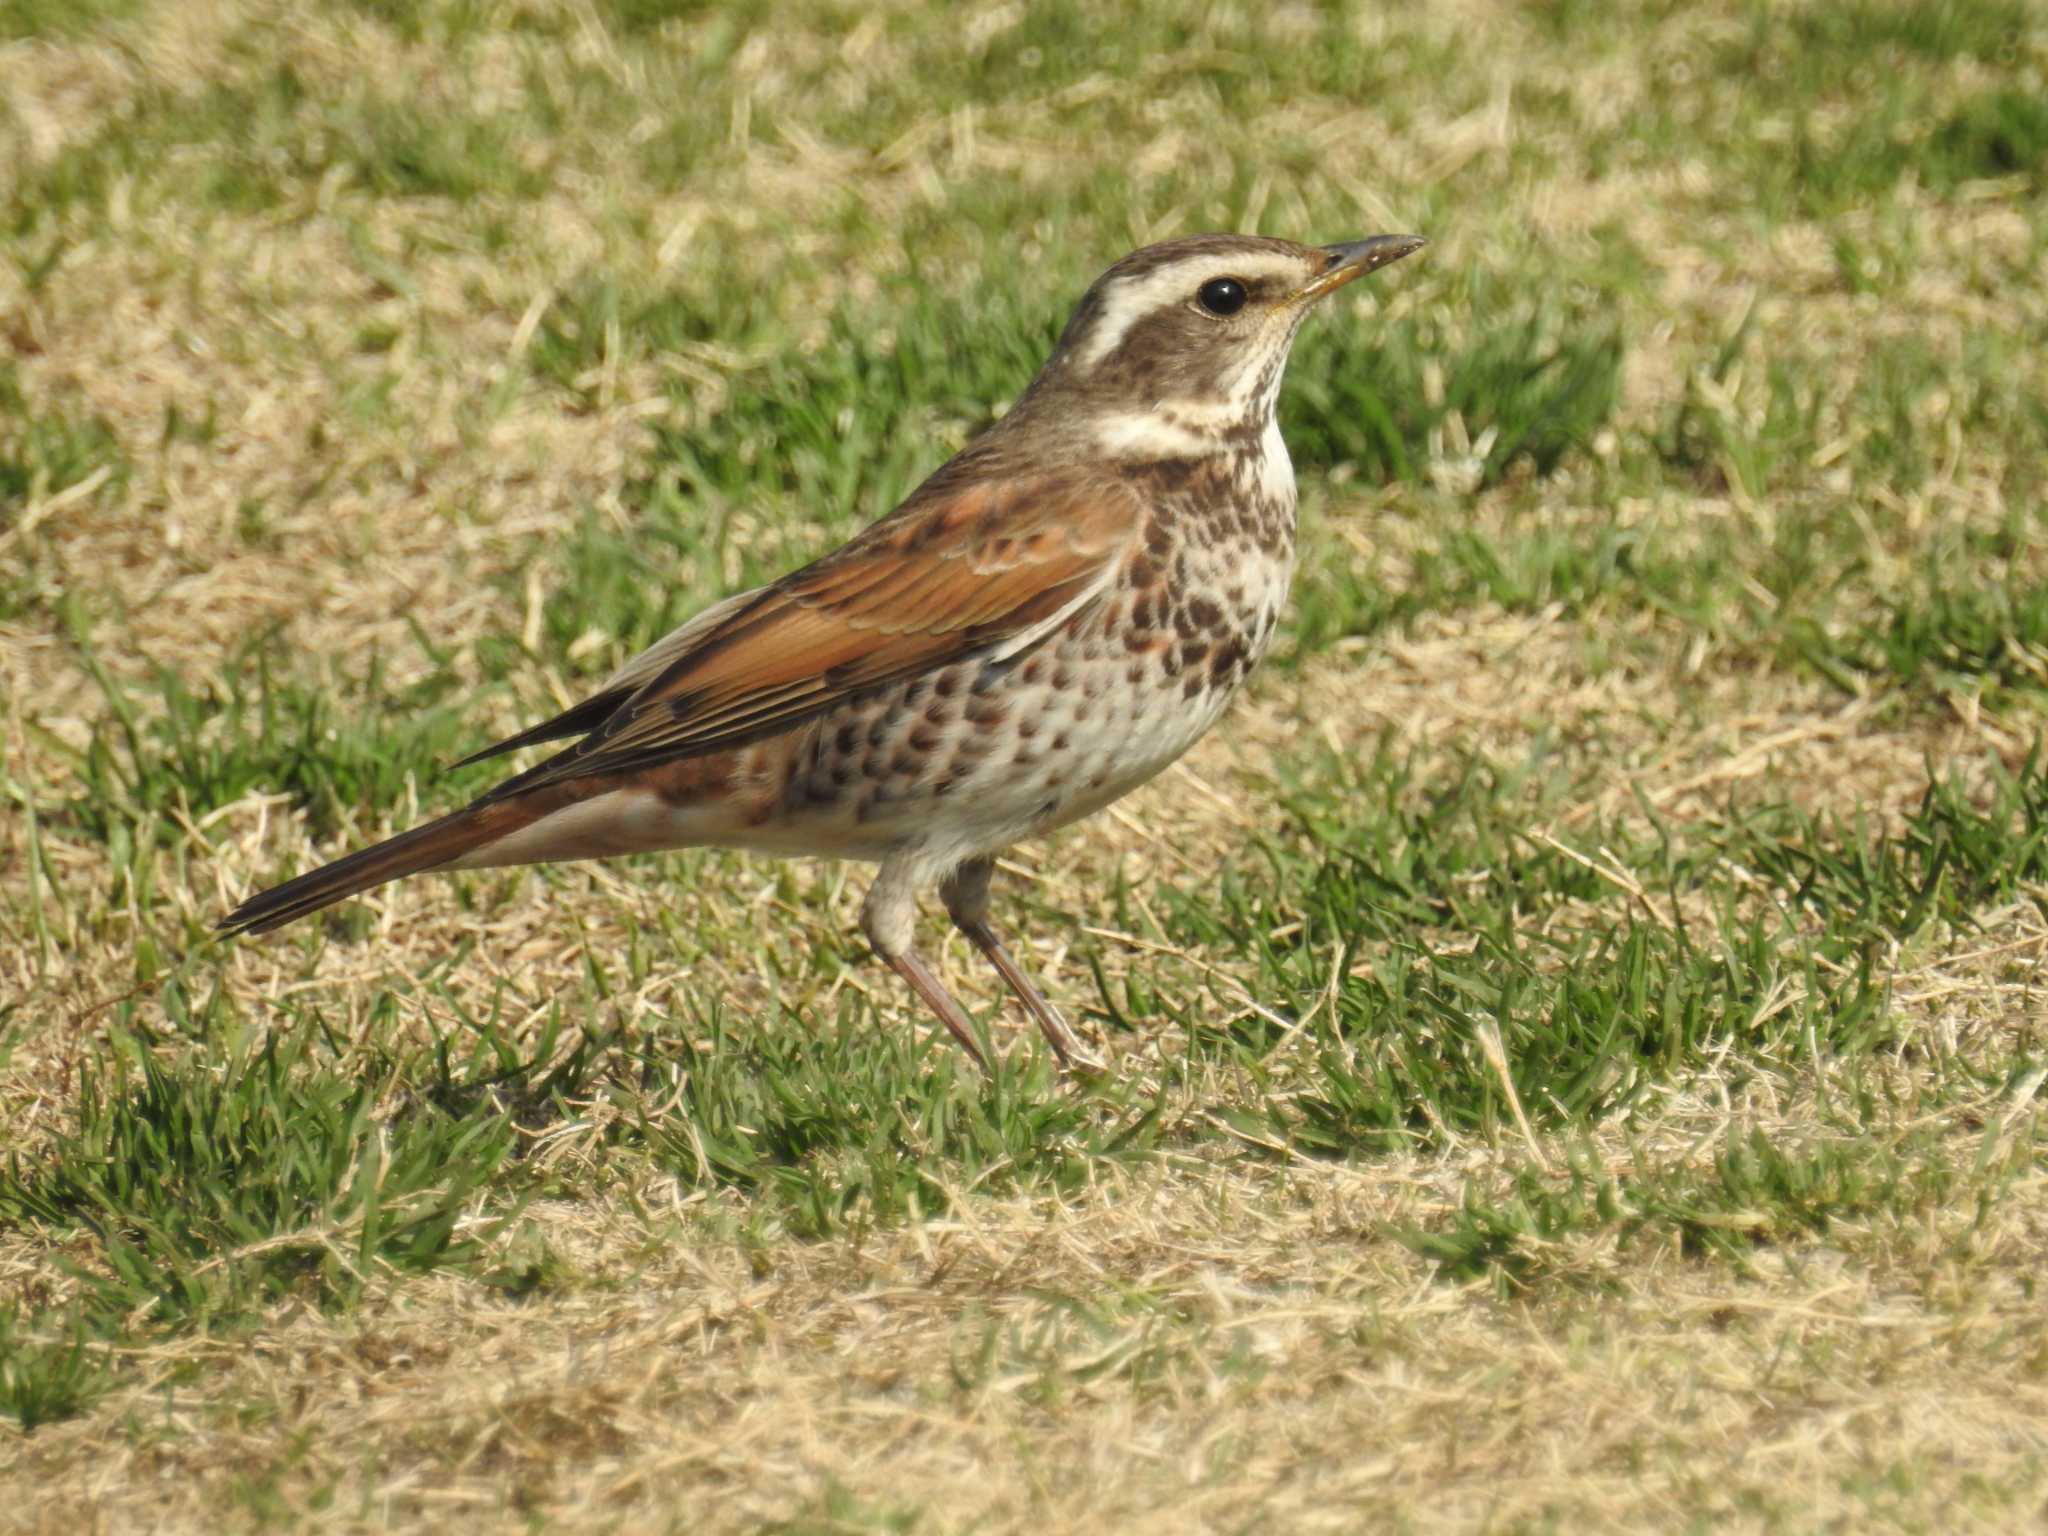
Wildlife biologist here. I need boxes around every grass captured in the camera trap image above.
[3,0,2048,1530]
[0,1032,519,1327]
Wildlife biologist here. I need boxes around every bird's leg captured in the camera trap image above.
[941,857,1104,1072]
[862,863,990,1073]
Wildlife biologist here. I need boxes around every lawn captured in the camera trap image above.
[3,0,2047,1530]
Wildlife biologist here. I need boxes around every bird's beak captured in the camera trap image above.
[1296,234,1427,303]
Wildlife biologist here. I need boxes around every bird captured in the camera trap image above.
[217,231,1426,1072]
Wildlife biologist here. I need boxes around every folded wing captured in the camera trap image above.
[474,468,1139,802]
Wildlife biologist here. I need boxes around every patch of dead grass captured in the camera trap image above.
[7,1122,2047,1532]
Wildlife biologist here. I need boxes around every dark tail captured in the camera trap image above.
[217,806,497,936]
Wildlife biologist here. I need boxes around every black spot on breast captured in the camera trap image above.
[1209,637,1249,687]
[1188,596,1223,630]
[1149,459,1196,491]
[1178,640,1210,671]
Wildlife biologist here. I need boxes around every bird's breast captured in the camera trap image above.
[749,444,1298,863]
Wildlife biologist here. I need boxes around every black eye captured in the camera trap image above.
[1196,277,1248,316]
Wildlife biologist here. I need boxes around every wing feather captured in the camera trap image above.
[476,470,1138,800]
[451,589,762,769]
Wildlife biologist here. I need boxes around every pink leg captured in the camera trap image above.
[943,859,1105,1072]
[885,949,992,1075]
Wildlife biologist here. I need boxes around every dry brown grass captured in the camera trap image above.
[9,1130,2048,1533]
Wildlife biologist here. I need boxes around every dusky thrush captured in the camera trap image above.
[219,232,1427,1071]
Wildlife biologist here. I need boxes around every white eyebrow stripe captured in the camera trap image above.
[1074,252,1306,371]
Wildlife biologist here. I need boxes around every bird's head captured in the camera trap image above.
[1013,232,1425,457]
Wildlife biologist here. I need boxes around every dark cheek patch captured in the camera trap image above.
[1103,310,1229,398]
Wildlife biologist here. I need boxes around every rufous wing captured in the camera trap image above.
[479,469,1141,800]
